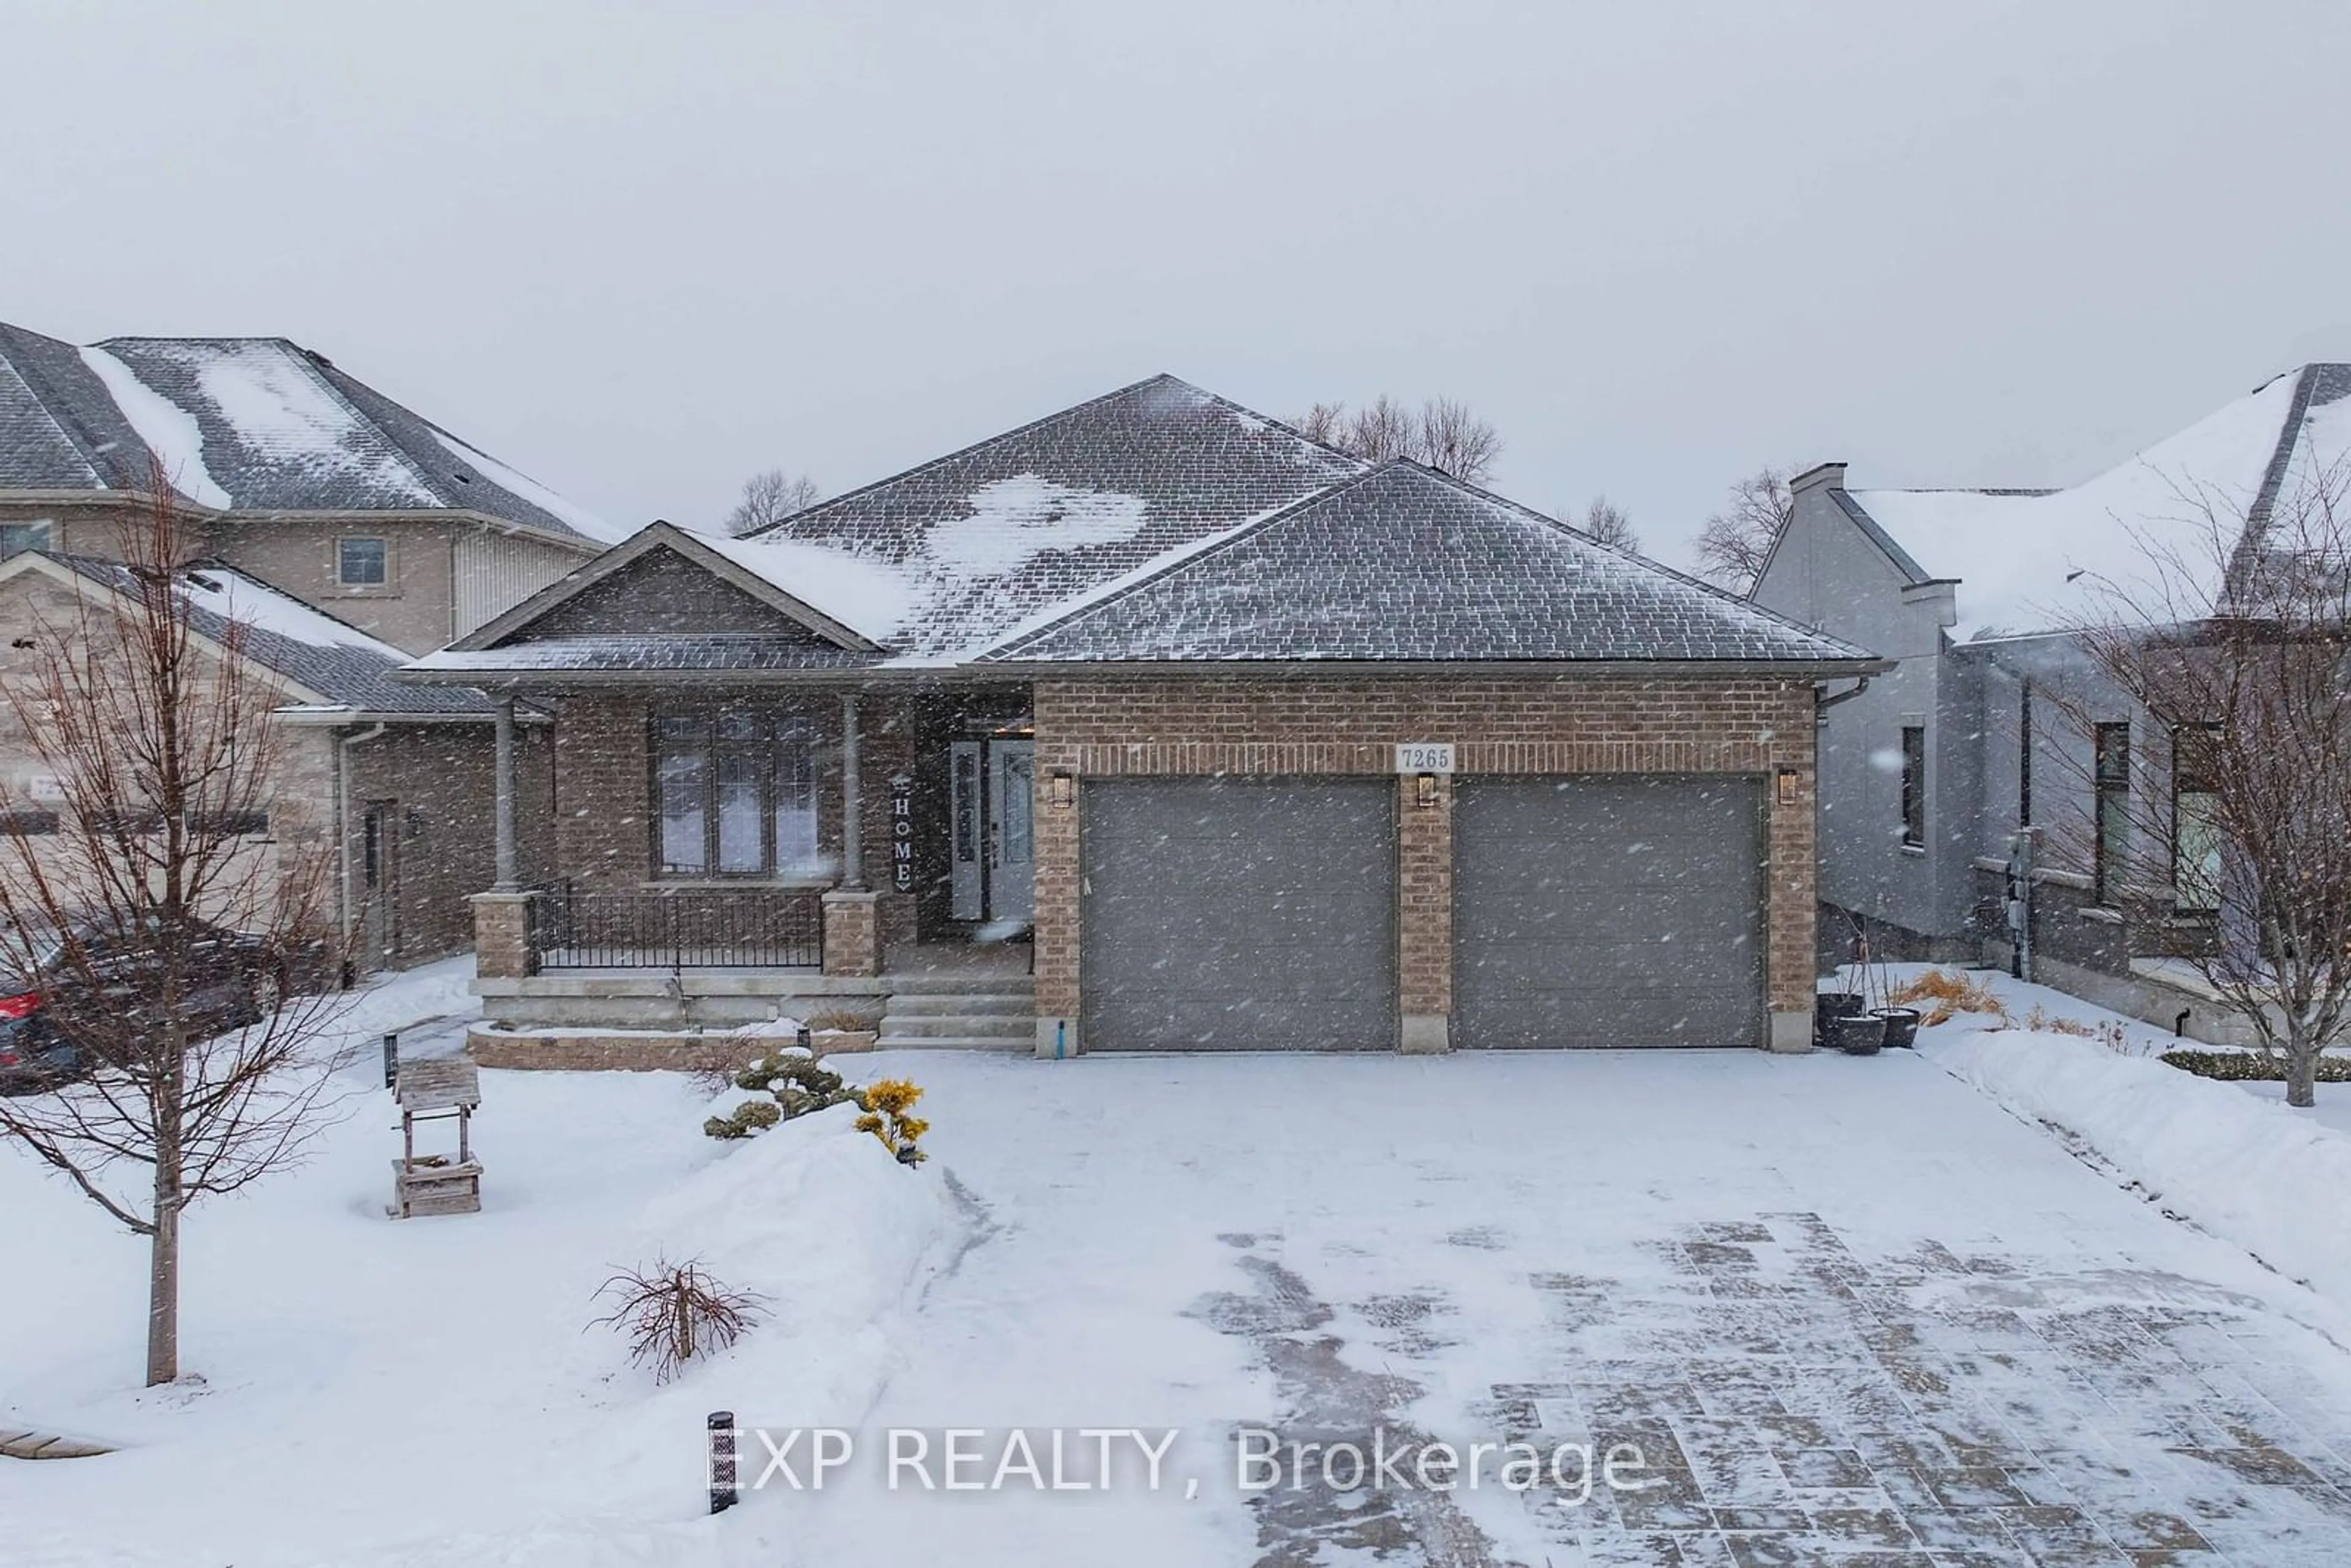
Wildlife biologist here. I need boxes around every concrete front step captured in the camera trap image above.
[875,1033,1029,1052]
[880,1013,1032,1039]
[882,973,1035,997]
[885,992,1034,1018]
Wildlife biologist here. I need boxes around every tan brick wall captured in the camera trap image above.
[1031,675,1819,1037]
[1397,771,1453,1018]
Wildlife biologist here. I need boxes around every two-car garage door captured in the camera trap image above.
[1078,774,1763,1051]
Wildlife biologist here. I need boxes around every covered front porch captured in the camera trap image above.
[462,677,1043,1039]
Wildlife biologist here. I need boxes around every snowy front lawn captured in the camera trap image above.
[0,962,958,1567]
[14,967,2351,1565]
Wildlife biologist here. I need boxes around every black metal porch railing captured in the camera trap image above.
[530,884,823,970]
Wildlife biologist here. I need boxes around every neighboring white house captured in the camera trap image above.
[1752,362,2351,1043]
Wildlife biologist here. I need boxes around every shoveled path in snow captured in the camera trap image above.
[781,1047,2351,1567]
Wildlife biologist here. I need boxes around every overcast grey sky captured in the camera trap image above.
[11,1,2351,564]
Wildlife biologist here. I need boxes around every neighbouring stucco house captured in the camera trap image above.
[404,375,1884,1057]
[1751,362,2351,1042]
[0,317,620,968]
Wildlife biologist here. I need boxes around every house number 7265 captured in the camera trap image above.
[1394,743,1455,775]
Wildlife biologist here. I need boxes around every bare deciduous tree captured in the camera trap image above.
[2050,464,2351,1108]
[1580,495,1640,552]
[0,472,351,1385]
[1694,466,1793,591]
[1295,395,1504,484]
[724,468,823,536]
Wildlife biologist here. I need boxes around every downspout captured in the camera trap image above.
[1816,674,1872,712]
[337,722,388,978]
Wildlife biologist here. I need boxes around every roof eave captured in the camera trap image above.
[399,655,1894,688]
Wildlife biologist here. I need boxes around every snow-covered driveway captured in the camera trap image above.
[792,1046,2351,1567]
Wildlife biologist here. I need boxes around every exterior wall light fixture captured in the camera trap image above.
[1049,770,1075,809]
[1415,772,1438,808]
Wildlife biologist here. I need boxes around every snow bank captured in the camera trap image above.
[1924,1022,2351,1307]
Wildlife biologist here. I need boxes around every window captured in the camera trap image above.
[337,537,389,587]
[1,521,54,559]
[2171,724,2221,915]
[2017,681,2034,827]
[1899,726,1925,848]
[652,708,822,877]
[2094,722,2131,906]
[0,807,58,836]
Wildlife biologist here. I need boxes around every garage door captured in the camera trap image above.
[1454,775,1764,1049]
[1081,778,1395,1051]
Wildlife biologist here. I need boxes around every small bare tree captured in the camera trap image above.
[1295,395,1503,484]
[0,471,350,1384]
[724,468,823,536]
[1694,466,1793,591]
[2052,464,2351,1107]
[1580,495,1640,552]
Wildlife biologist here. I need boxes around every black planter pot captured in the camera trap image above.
[1872,1006,1922,1049]
[1813,991,1865,1047]
[1828,1011,1887,1056]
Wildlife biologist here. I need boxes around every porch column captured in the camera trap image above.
[840,692,865,890]
[492,694,519,892]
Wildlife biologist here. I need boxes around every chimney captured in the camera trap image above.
[1789,461,1847,497]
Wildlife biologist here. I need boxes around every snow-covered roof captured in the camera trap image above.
[411,378,1882,683]
[1843,364,2350,639]
[54,557,492,717]
[0,319,620,546]
[985,461,1875,666]
[745,375,1370,659]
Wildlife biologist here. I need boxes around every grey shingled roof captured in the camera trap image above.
[0,319,611,544]
[983,461,1877,666]
[752,374,1368,658]
[58,557,492,716]
[0,321,151,490]
[407,636,885,675]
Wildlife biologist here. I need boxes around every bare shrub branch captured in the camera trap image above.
[590,1255,767,1383]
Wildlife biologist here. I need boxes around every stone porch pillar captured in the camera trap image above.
[492,694,519,892]
[822,888,880,978]
[472,890,536,979]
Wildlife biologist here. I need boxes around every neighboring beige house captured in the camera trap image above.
[0,318,618,968]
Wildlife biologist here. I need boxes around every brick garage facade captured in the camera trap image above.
[1031,675,1820,1052]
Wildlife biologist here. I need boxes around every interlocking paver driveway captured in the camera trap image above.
[798,1049,2351,1567]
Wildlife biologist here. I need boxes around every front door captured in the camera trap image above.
[987,741,1036,923]
[362,800,400,969]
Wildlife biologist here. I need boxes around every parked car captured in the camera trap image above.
[0,917,313,1094]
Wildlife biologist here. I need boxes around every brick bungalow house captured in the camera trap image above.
[0,318,615,967]
[408,376,1884,1054]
